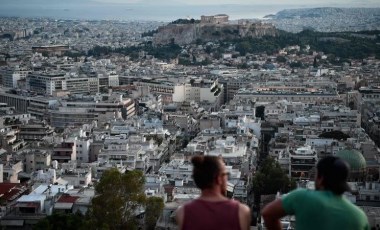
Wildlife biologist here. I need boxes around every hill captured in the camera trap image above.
[267,7,380,32]
[153,21,278,45]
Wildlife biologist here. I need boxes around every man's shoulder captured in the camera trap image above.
[342,198,367,217]
[283,188,310,198]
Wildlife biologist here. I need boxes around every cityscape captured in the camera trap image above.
[0,2,380,229]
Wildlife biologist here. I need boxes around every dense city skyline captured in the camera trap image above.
[0,2,380,229]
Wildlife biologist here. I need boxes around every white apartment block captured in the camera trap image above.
[98,71,119,89]
[98,136,150,172]
[135,78,224,107]
[1,66,28,88]
[24,150,51,173]
[207,136,248,165]
[234,88,339,104]
[173,79,224,108]
[134,79,174,104]
[50,96,135,127]
[76,138,91,163]
[27,72,100,95]
[158,155,193,184]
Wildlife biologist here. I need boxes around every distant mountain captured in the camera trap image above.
[267,7,380,32]
[270,7,380,19]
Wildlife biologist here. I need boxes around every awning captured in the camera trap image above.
[54,203,73,210]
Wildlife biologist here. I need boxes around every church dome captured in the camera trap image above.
[336,149,366,171]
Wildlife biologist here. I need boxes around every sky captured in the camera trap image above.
[3,0,380,6]
[92,0,380,7]
[1,0,379,21]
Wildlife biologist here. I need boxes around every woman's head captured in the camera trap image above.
[191,155,227,191]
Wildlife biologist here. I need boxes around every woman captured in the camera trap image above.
[175,155,251,230]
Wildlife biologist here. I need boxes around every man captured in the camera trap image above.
[262,156,369,230]
[175,155,251,230]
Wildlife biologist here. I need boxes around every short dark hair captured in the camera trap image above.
[317,156,350,195]
[191,155,222,189]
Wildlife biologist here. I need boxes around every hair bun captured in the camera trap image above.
[191,155,204,168]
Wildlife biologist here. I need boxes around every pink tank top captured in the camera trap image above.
[182,199,241,230]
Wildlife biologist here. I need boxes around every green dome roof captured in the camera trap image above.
[336,149,366,171]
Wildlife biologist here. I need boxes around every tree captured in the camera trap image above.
[252,157,294,196]
[318,130,350,140]
[88,169,146,229]
[276,55,286,63]
[289,61,303,68]
[255,106,265,120]
[145,197,164,230]
[33,212,88,230]
[251,157,295,224]
[313,57,318,67]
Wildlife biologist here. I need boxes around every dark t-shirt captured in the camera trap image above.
[182,198,240,230]
[282,189,369,230]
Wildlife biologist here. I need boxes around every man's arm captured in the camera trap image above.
[238,203,251,230]
[261,199,287,230]
[175,205,184,230]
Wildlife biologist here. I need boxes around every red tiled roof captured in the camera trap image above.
[0,183,27,201]
[57,195,79,203]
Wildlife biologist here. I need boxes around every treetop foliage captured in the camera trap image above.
[319,130,351,140]
[170,18,200,24]
[252,157,295,195]
[88,169,146,229]
[87,29,380,63]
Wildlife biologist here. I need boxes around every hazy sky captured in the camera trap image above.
[1,0,379,21]
[2,0,380,7]
[93,0,379,6]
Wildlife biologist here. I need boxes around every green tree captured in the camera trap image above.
[313,57,318,67]
[145,197,164,230]
[276,55,286,63]
[251,157,295,223]
[252,157,294,196]
[33,212,88,230]
[88,169,146,229]
[289,61,303,68]
[255,105,265,120]
[318,130,350,140]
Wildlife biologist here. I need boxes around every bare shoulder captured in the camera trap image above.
[238,202,251,214]
[238,202,251,230]
[175,204,185,223]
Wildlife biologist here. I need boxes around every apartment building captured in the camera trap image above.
[52,141,77,163]
[288,145,318,180]
[23,150,51,173]
[0,66,29,88]
[27,72,100,96]
[234,85,339,104]
[172,78,224,109]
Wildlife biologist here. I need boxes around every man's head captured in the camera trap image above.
[191,155,228,195]
[316,156,350,195]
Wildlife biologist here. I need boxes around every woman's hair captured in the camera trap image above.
[317,156,350,195]
[191,155,222,189]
